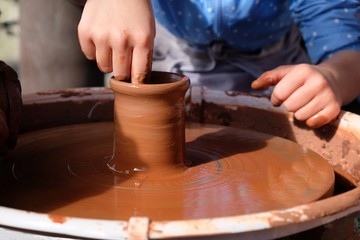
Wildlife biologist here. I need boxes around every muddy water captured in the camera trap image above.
[0,122,334,221]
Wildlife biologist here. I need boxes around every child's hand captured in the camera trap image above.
[252,64,342,128]
[78,0,155,84]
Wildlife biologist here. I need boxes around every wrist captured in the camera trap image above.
[320,51,360,105]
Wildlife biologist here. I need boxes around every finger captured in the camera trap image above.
[305,105,340,128]
[78,27,96,60]
[112,48,132,81]
[251,66,293,90]
[131,46,153,84]
[79,39,96,60]
[96,46,113,73]
[293,94,340,128]
[293,97,323,121]
[281,85,316,113]
[271,68,308,107]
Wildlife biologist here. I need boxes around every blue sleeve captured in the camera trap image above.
[289,0,360,64]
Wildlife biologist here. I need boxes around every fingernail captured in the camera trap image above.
[252,78,274,90]
[132,73,150,84]
[97,63,112,73]
[251,80,260,89]
[272,102,281,107]
[112,75,129,81]
[270,96,281,107]
[306,115,328,128]
[251,79,264,89]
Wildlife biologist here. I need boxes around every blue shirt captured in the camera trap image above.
[152,0,360,63]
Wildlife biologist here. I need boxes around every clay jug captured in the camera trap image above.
[108,72,190,173]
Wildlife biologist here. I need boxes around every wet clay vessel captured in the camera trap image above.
[109,72,190,172]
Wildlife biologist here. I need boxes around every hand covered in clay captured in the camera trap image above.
[251,64,342,128]
[252,50,360,128]
[78,0,155,84]
[0,61,22,155]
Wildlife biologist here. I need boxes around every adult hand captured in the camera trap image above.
[251,63,341,128]
[0,61,22,155]
[78,0,155,84]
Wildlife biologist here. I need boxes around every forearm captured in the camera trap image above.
[319,50,360,105]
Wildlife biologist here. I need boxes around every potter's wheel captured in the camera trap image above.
[0,121,334,221]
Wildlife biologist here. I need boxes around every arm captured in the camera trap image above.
[252,50,360,128]
[77,0,155,84]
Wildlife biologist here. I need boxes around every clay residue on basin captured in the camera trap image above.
[0,122,335,221]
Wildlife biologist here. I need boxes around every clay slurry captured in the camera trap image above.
[0,122,334,220]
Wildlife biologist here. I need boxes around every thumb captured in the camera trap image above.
[251,65,293,90]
